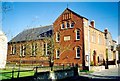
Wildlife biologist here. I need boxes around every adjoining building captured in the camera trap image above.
[7,25,53,66]
[0,30,7,68]
[104,29,118,65]
[84,20,106,68]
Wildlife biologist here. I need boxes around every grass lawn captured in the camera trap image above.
[80,70,94,74]
[0,68,34,80]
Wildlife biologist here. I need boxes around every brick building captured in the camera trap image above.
[7,25,53,66]
[53,8,87,69]
[7,8,117,70]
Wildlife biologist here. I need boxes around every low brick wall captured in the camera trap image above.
[53,68,74,79]
[35,68,74,80]
[2,67,77,81]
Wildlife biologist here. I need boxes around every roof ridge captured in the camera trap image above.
[24,25,53,31]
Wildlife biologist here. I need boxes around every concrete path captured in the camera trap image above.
[80,66,120,79]
[90,66,119,76]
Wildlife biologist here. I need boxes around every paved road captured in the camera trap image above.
[58,66,120,81]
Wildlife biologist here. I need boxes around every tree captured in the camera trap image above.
[43,29,73,71]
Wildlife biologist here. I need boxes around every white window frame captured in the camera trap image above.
[20,45,22,57]
[22,45,25,56]
[42,42,44,55]
[11,45,16,54]
[56,49,60,58]
[10,45,13,54]
[70,21,74,28]
[91,35,94,42]
[61,23,65,29]
[20,45,26,57]
[76,29,80,40]
[45,43,48,56]
[66,21,69,28]
[76,47,80,58]
[32,43,37,56]
[56,32,60,42]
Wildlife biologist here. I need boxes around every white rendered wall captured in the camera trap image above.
[0,30,7,68]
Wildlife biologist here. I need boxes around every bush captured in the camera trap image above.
[90,61,94,66]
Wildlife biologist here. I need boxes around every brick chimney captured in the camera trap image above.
[90,20,95,28]
[104,28,108,39]
[104,28,108,34]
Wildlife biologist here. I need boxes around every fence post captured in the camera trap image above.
[74,64,78,76]
[12,68,14,79]
[63,64,64,70]
[34,66,38,75]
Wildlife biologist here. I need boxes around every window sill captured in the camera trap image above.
[30,55,36,57]
[19,56,25,58]
[61,27,73,30]
[56,41,60,43]
[56,58,60,59]
[74,39,80,42]
[10,54,15,55]
[76,39,80,41]
[75,57,80,59]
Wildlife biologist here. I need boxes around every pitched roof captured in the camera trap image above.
[65,8,88,20]
[54,8,88,24]
[9,25,53,43]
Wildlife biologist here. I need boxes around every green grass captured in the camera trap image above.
[80,70,94,73]
[0,69,34,80]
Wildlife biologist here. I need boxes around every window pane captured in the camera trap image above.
[66,21,69,28]
[62,23,64,28]
[56,50,60,58]
[56,32,60,42]
[58,34,60,41]
[71,22,74,28]
[76,30,80,40]
[77,47,80,58]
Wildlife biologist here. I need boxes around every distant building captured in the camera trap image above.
[0,30,7,68]
[117,44,120,61]
[7,25,53,66]
[104,29,118,64]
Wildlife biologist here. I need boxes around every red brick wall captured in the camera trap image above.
[53,9,85,67]
[7,40,49,66]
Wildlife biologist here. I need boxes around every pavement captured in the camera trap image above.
[80,66,120,79]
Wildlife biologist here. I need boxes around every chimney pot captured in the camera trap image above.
[90,20,95,28]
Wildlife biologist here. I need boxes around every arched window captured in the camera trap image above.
[61,22,65,29]
[66,21,70,28]
[76,46,80,58]
[70,21,74,28]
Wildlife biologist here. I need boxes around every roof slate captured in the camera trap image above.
[9,25,53,43]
